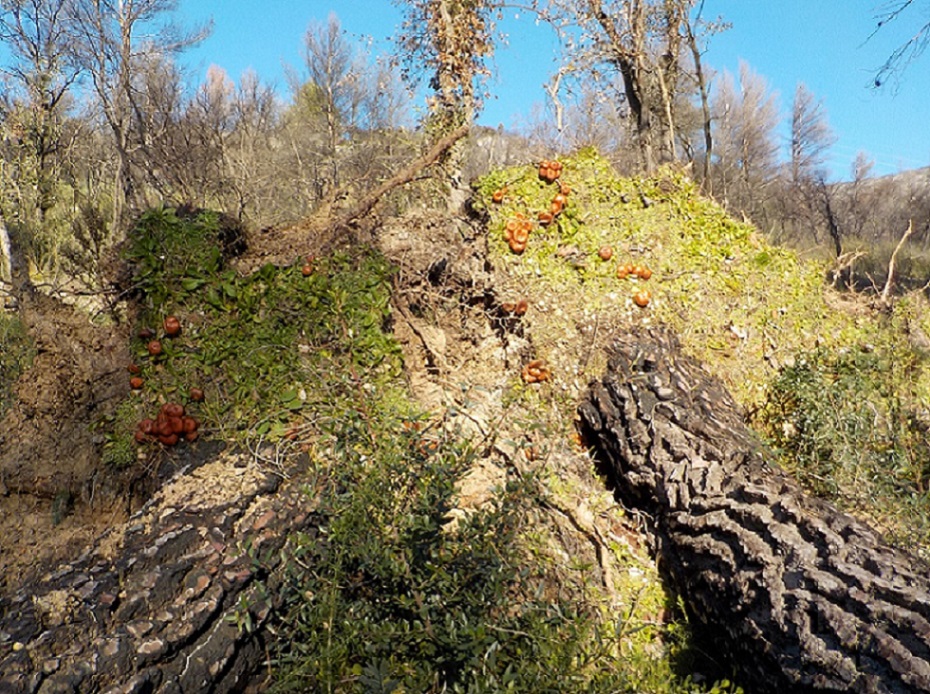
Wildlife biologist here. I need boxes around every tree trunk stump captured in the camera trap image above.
[578,328,930,694]
[0,449,318,693]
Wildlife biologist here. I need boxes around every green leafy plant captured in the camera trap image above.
[114,206,401,455]
[270,410,686,693]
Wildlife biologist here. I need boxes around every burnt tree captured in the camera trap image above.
[578,328,930,693]
[0,449,320,693]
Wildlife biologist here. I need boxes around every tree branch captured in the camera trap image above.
[881,219,914,305]
[333,124,470,231]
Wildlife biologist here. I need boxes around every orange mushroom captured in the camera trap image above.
[633,289,651,307]
[504,218,519,241]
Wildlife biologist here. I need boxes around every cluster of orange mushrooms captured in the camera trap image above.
[537,160,570,227]
[128,314,206,447]
[134,401,201,446]
[521,359,551,384]
[493,159,572,255]
[537,159,562,184]
[501,298,529,316]
[502,212,533,254]
[615,261,653,307]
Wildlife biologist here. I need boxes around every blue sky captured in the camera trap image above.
[179,1,930,180]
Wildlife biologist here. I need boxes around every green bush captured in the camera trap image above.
[272,423,585,692]
[755,342,930,548]
[112,206,401,456]
[269,410,735,694]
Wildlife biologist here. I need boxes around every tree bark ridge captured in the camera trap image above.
[0,450,319,693]
[578,327,930,693]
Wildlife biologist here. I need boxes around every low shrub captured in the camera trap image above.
[755,339,930,549]
[0,312,35,415]
[269,408,739,693]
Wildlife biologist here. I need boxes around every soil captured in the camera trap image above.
[0,289,131,591]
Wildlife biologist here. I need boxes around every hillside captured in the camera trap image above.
[2,149,930,692]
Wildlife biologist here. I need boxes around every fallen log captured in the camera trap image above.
[0,449,318,693]
[578,328,930,694]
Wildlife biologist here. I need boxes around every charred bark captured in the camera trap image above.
[0,450,319,693]
[578,328,930,694]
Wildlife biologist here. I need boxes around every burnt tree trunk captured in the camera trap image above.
[578,328,930,694]
[0,450,320,693]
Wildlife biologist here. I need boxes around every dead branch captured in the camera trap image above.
[830,250,865,289]
[881,220,914,305]
[333,124,470,231]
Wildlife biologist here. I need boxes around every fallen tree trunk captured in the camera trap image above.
[578,328,930,694]
[0,449,318,693]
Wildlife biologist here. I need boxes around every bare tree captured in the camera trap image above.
[540,0,700,173]
[829,152,887,247]
[298,13,357,189]
[520,69,635,168]
[130,53,188,199]
[274,17,413,224]
[768,82,839,248]
[0,0,79,299]
[681,0,722,191]
[222,69,279,223]
[66,0,210,228]
[710,61,780,224]
[789,83,835,185]
[286,14,394,203]
[360,56,410,133]
[817,175,843,259]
